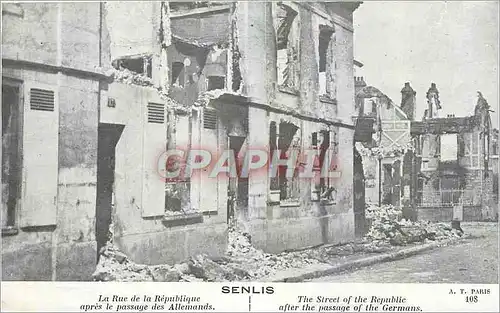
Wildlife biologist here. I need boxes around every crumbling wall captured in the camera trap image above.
[333,23,355,122]
[105,2,160,60]
[234,2,276,103]
[106,84,228,266]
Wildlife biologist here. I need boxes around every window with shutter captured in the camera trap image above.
[21,84,59,227]
[165,115,191,213]
[142,102,166,217]
[200,108,218,213]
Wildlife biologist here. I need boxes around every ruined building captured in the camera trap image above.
[354,81,412,209]
[354,80,498,222]
[2,1,362,280]
[410,85,498,221]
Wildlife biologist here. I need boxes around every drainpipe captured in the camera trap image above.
[376,99,383,207]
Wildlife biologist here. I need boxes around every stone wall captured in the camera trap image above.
[2,68,102,281]
[2,3,107,281]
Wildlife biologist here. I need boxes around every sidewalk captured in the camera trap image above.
[266,222,496,282]
[265,237,461,282]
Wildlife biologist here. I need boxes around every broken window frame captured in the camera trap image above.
[439,133,458,162]
[207,76,225,91]
[492,139,498,156]
[318,25,335,98]
[464,132,481,169]
[271,120,301,204]
[310,129,337,202]
[171,61,185,87]
[113,55,153,78]
[274,3,299,91]
[438,175,462,207]
[1,79,23,233]
[165,111,192,215]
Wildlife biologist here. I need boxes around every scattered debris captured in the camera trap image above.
[365,204,463,246]
[110,68,154,86]
[92,207,464,282]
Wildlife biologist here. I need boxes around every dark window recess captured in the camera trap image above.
[269,121,279,191]
[354,118,375,143]
[207,76,225,91]
[278,121,299,200]
[312,132,318,147]
[458,135,466,156]
[30,88,55,112]
[318,27,333,73]
[203,108,217,130]
[318,130,331,191]
[115,57,152,78]
[171,62,185,86]
[2,83,22,229]
[243,115,249,133]
[276,5,297,50]
[147,103,165,124]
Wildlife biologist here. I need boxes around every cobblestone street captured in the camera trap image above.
[310,223,499,283]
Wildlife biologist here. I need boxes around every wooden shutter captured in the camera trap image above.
[20,84,59,227]
[142,102,166,217]
[200,108,218,213]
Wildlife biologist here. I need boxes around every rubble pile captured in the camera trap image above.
[92,230,321,282]
[93,207,464,282]
[225,224,321,279]
[365,205,463,246]
[110,68,154,86]
[92,244,154,282]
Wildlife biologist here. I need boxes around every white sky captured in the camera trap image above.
[353,1,499,127]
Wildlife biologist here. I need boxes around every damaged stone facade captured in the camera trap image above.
[104,1,363,262]
[2,1,362,279]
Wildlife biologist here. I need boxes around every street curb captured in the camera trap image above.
[269,238,461,282]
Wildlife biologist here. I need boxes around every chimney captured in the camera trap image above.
[400,82,416,120]
[355,76,367,95]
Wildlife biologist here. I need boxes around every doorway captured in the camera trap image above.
[96,123,123,261]
[353,146,367,237]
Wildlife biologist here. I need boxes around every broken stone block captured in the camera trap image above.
[150,265,180,282]
[389,233,406,246]
[114,252,128,264]
[173,262,190,275]
[187,260,207,280]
